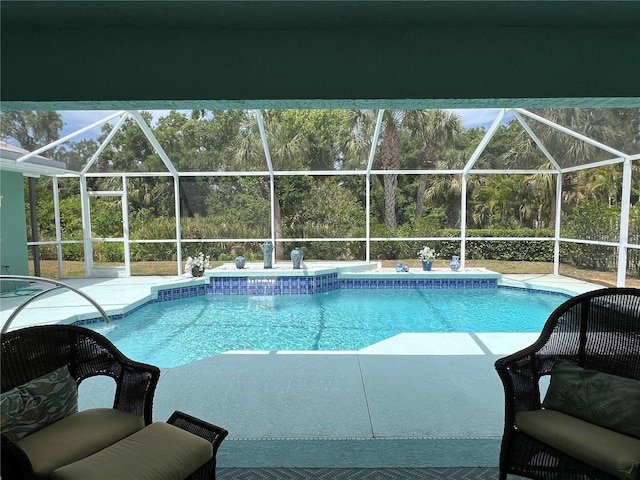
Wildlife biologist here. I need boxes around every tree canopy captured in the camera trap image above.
[1,108,638,274]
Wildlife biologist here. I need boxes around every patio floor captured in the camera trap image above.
[0,273,600,469]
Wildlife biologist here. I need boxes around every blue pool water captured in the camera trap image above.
[94,287,567,368]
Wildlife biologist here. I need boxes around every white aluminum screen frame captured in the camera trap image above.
[18,108,639,285]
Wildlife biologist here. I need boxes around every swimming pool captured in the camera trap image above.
[94,287,567,368]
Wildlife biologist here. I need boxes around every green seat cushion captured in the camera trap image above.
[516,409,640,480]
[542,360,640,439]
[17,408,145,480]
[1,366,78,442]
[50,422,214,480]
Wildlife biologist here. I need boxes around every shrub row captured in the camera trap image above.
[33,202,640,278]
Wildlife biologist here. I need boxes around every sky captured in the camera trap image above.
[59,110,168,142]
[58,108,515,143]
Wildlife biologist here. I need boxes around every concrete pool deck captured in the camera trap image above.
[0,271,601,468]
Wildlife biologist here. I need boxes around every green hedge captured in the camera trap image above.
[53,221,556,263]
[45,204,639,279]
[369,227,555,262]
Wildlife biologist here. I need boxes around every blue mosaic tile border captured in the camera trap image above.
[499,284,571,299]
[208,273,340,295]
[340,278,497,290]
[75,285,210,326]
[72,276,567,327]
[73,300,154,326]
[157,284,207,301]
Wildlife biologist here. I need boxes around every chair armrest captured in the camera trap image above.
[112,359,161,425]
[494,332,560,434]
[68,325,161,425]
[167,410,228,455]
[495,349,544,418]
[494,303,569,423]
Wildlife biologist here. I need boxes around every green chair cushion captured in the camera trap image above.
[516,409,640,480]
[542,360,640,439]
[1,366,78,442]
[50,422,214,480]
[17,408,145,480]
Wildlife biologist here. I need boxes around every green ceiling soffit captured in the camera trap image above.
[2,1,640,110]
[3,98,640,112]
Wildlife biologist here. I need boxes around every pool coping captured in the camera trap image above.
[70,265,571,327]
[1,269,600,332]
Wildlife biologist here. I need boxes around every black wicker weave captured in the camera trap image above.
[494,287,640,480]
[168,410,229,480]
[1,324,161,480]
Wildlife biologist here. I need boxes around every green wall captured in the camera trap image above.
[0,171,29,291]
[2,1,640,110]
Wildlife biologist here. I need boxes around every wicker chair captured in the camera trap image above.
[1,324,227,480]
[1,324,160,479]
[494,287,640,480]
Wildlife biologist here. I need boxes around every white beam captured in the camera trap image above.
[463,108,508,174]
[617,157,633,287]
[561,157,625,173]
[513,110,562,171]
[255,110,277,246]
[460,174,467,269]
[366,110,385,261]
[366,110,385,173]
[52,177,64,278]
[128,111,179,177]
[466,169,557,175]
[174,177,183,276]
[17,111,127,163]
[80,176,93,276]
[514,108,628,159]
[255,110,274,173]
[121,176,131,276]
[553,173,562,276]
[82,113,131,174]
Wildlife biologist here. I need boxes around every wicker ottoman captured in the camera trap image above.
[51,411,228,480]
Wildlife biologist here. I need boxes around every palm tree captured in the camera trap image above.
[375,113,402,228]
[422,150,468,229]
[231,111,309,259]
[345,109,462,229]
[471,175,541,228]
[344,109,404,228]
[404,110,463,218]
[504,109,623,227]
[580,165,623,206]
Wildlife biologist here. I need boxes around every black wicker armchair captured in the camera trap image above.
[2,324,228,480]
[494,287,640,480]
[1,324,160,479]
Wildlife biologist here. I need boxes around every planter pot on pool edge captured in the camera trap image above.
[291,247,303,269]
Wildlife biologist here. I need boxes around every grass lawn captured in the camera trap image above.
[30,259,640,289]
